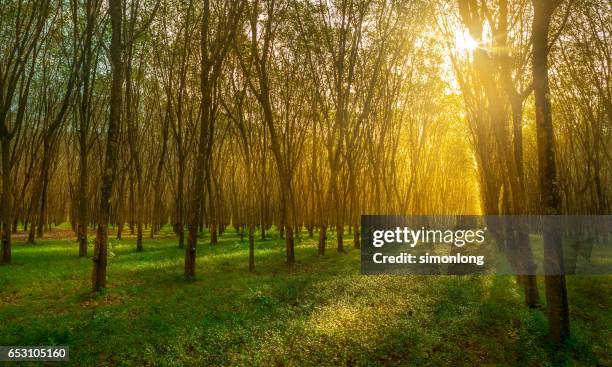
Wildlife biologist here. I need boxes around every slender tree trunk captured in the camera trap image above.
[36,158,50,239]
[460,0,540,308]
[286,224,295,264]
[349,171,360,249]
[280,180,294,264]
[185,0,214,279]
[92,0,122,291]
[185,222,197,278]
[336,224,344,252]
[211,223,218,244]
[318,224,326,256]
[177,155,185,248]
[249,223,255,272]
[28,210,35,243]
[128,180,135,235]
[206,174,218,244]
[1,138,12,264]
[78,134,88,257]
[77,20,91,254]
[136,179,143,250]
[178,226,184,248]
[532,0,570,343]
[500,0,539,307]
[137,220,143,250]
[511,100,525,179]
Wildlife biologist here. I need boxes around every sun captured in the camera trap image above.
[455,29,479,53]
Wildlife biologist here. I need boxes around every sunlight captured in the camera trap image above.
[455,29,478,53]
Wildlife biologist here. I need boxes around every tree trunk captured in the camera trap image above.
[498,0,539,307]
[137,220,143,251]
[28,212,35,243]
[318,224,326,256]
[532,0,570,343]
[336,224,344,252]
[460,0,540,308]
[36,156,50,239]
[136,180,143,251]
[1,138,12,264]
[177,155,185,248]
[178,226,184,248]
[92,0,122,291]
[206,173,218,244]
[185,0,214,279]
[185,223,197,278]
[210,223,218,244]
[249,223,255,272]
[286,224,295,264]
[280,179,294,264]
[78,133,88,257]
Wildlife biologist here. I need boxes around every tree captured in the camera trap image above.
[0,0,51,264]
[92,0,123,291]
[450,0,539,307]
[532,0,570,343]
[75,0,104,257]
[185,0,244,278]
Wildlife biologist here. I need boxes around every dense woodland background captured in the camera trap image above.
[0,0,610,356]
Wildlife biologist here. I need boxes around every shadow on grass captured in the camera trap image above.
[1,232,610,366]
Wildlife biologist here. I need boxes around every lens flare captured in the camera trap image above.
[455,30,478,53]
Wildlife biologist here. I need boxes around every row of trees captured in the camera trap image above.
[1,0,609,344]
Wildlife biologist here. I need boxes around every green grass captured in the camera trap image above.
[0,226,610,366]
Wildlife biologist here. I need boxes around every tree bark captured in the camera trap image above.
[532,0,570,344]
[36,144,52,239]
[1,139,12,264]
[318,224,326,256]
[77,111,89,257]
[185,0,213,279]
[92,0,122,291]
[177,154,185,248]
[249,224,255,272]
[458,0,539,307]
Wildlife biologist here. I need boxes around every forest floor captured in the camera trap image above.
[0,226,610,366]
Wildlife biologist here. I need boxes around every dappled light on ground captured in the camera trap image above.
[1,227,609,366]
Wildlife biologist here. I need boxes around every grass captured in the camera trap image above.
[0,225,610,366]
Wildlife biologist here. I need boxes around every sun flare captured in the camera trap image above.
[455,29,479,53]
